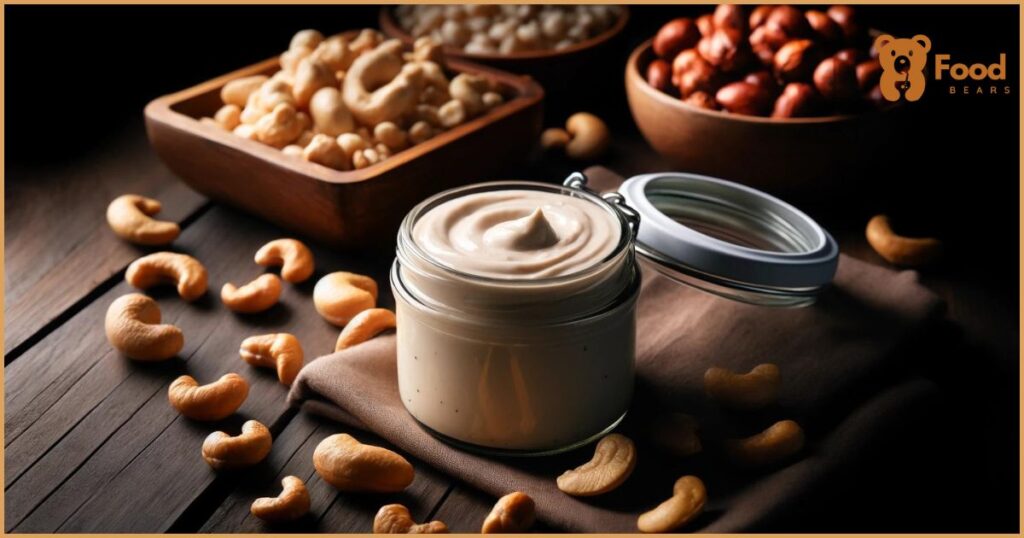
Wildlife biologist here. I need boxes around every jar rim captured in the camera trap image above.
[396,180,634,286]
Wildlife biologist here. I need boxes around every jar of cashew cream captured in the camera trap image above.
[392,172,839,455]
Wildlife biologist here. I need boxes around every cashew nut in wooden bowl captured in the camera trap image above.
[145,29,543,248]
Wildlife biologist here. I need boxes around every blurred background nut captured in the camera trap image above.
[827,5,862,43]
[255,103,304,148]
[221,75,268,108]
[813,56,859,102]
[715,81,772,116]
[834,47,862,64]
[303,133,350,170]
[865,214,942,266]
[763,6,811,48]
[645,58,672,92]
[309,87,355,136]
[748,5,774,30]
[290,29,324,52]
[653,17,700,59]
[748,26,777,66]
[704,363,781,409]
[214,104,242,130]
[773,39,820,83]
[726,419,805,467]
[712,4,746,33]
[805,10,843,47]
[772,82,820,118]
[695,14,714,37]
[564,112,610,161]
[293,58,336,109]
[682,90,718,110]
[856,59,883,91]
[672,50,719,97]
[697,28,750,72]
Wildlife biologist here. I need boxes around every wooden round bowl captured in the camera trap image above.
[625,39,899,193]
[381,6,629,101]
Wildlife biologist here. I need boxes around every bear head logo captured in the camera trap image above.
[875,34,931,102]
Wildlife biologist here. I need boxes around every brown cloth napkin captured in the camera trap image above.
[288,169,944,532]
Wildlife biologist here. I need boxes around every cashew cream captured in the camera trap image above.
[411,190,621,279]
[393,182,638,454]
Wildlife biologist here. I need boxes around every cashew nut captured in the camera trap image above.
[309,87,355,137]
[310,35,356,72]
[239,333,304,386]
[726,419,805,467]
[408,121,435,145]
[648,412,702,458]
[556,433,636,496]
[234,123,258,140]
[539,128,570,151]
[106,194,180,246]
[125,252,209,301]
[437,99,466,128]
[481,492,535,533]
[282,144,304,158]
[337,132,368,158]
[343,45,424,127]
[202,419,273,470]
[255,103,304,148]
[373,504,448,534]
[353,147,383,169]
[214,104,242,131]
[104,293,184,361]
[251,475,311,523]
[482,91,504,109]
[221,274,283,314]
[168,373,249,421]
[373,122,409,151]
[349,29,385,57]
[254,238,315,283]
[412,36,445,66]
[637,476,706,533]
[704,363,781,410]
[335,308,396,352]
[256,78,297,112]
[564,112,610,161]
[290,29,324,52]
[280,46,313,74]
[865,215,942,267]
[313,433,414,493]
[449,73,490,116]
[303,133,351,171]
[293,58,336,109]
[313,271,378,326]
[221,75,269,108]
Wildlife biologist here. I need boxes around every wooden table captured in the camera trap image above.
[4,120,1016,533]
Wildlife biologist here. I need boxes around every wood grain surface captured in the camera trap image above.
[4,121,1016,533]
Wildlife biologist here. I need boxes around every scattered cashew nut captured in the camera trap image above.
[481,491,535,533]
[865,214,942,267]
[335,308,396,352]
[556,433,636,496]
[254,238,315,283]
[704,363,781,410]
[373,504,448,534]
[313,271,378,327]
[564,112,610,160]
[239,333,304,386]
[105,293,184,361]
[125,252,209,301]
[726,419,805,467]
[251,475,311,523]
[313,433,414,493]
[202,419,273,470]
[221,273,282,314]
[637,476,706,533]
[168,373,249,421]
[106,194,180,246]
[648,412,702,457]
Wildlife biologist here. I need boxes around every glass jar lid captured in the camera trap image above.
[566,171,838,307]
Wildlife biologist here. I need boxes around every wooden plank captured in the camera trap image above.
[4,205,394,532]
[199,413,451,533]
[4,125,208,355]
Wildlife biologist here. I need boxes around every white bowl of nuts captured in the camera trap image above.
[625,5,901,192]
[145,28,543,248]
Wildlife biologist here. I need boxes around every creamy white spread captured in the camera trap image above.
[412,190,621,279]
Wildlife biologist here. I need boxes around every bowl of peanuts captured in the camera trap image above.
[625,5,901,192]
[145,28,543,248]
[381,5,628,99]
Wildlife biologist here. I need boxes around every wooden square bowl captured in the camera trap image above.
[145,55,543,248]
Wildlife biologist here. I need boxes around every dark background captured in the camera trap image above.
[5,4,1020,532]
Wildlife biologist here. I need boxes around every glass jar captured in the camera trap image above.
[392,172,838,455]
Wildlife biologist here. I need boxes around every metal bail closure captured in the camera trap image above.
[618,172,839,307]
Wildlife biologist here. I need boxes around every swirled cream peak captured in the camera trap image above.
[413,190,621,279]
